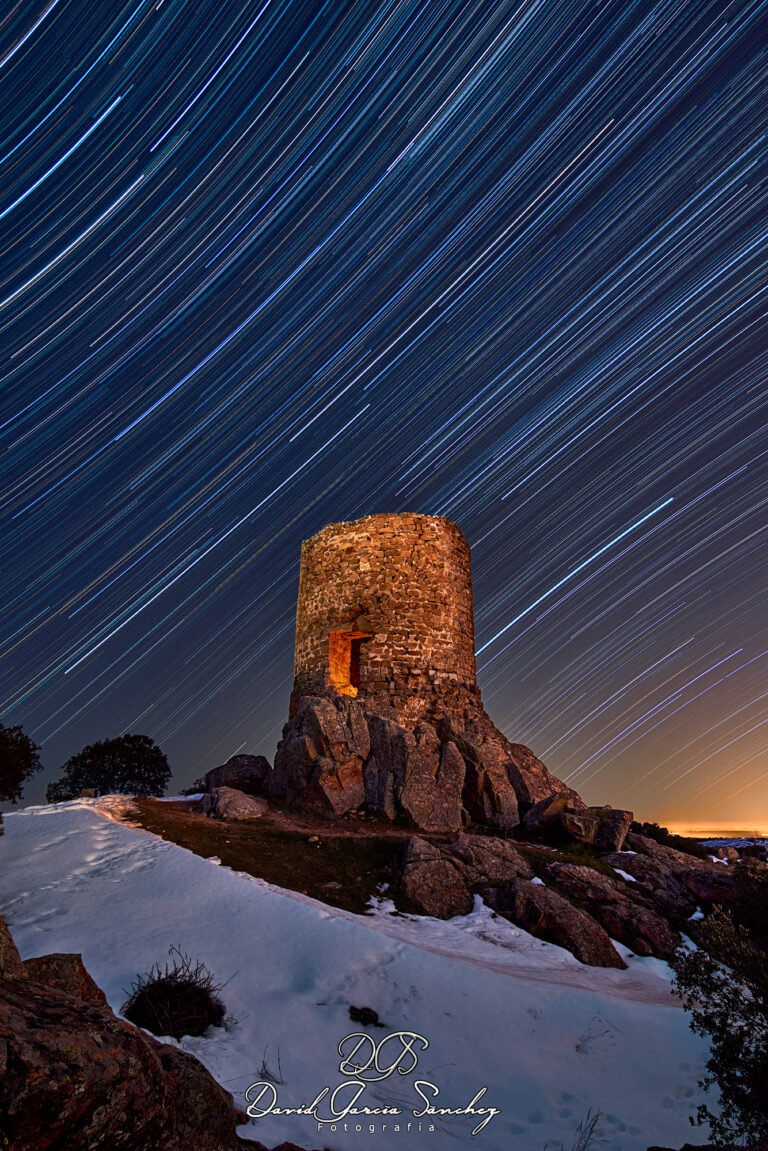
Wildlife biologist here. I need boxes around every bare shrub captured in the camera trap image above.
[121,945,228,1039]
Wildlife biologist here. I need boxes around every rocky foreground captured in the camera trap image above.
[3,788,766,1151]
[4,731,764,1149]
[399,826,768,968]
[0,915,333,1151]
[199,751,768,974]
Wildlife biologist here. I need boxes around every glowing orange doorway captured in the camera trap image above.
[329,613,373,697]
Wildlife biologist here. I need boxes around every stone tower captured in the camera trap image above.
[271,513,572,830]
[291,513,479,716]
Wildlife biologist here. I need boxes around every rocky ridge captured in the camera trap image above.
[396,828,768,972]
[268,690,585,831]
[196,739,767,978]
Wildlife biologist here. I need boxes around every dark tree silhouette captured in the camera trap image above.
[672,905,768,1146]
[0,722,42,804]
[46,734,171,802]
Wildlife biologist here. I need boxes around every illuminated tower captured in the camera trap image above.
[291,513,478,712]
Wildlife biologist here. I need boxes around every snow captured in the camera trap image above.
[612,868,637,883]
[530,876,545,886]
[0,798,714,1150]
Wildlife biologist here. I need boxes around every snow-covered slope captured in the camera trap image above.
[0,799,712,1150]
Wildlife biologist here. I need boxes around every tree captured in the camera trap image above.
[671,905,768,1146]
[46,734,171,802]
[0,722,42,804]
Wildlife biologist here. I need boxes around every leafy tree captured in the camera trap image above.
[671,905,768,1146]
[0,722,42,804]
[46,734,171,802]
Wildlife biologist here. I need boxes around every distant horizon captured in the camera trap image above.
[665,821,768,840]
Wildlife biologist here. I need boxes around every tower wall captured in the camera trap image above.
[292,513,477,707]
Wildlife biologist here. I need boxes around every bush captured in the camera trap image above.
[121,946,227,1040]
[631,820,710,860]
[0,722,42,804]
[47,734,171,801]
[671,906,768,1145]
[180,777,206,796]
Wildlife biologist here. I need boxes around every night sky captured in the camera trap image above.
[2,0,767,825]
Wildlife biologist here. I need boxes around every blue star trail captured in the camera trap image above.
[1,0,766,825]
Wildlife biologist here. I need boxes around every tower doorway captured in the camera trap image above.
[328,609,373,697]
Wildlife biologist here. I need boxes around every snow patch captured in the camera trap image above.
[0,800,713,1151]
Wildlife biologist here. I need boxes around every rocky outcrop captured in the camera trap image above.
[442,723,520,829]
[400,834,535,918]
[480,879,627,968]
[710,845,740,862]
[0,922,248,1151]
[0,977,248,1150]
[396,825,766,970]
[503,743,574,808]
[364,713,406,820]
[522,794,632,851]
[442,834,534,886]
[623,832,713,866]
[399,725,466,831]
[202,786,268,820]
[544,862,678,959]
[523,792,587,834]
[270,695,369,815]
[674,863,742,906]
[0,914,25,980]
[605,833,747,921]
[400,837,474,919]
[602,850,698,925]
[204,753,271,796]
[22,953,109,1006]
[520,796,635,851]
[271,692,573,831]
[561,806,633,852]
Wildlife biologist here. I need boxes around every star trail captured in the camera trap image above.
[1,0,766,824]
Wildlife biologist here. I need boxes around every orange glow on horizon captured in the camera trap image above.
[665,821,768,839]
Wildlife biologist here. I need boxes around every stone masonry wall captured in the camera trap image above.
[292,513,478,710]
[274,512,577,829]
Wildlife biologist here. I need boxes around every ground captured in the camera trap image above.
[0,797,715,1150]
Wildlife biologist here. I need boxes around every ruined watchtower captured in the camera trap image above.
[291,513,479,714]
[273,511,567,828]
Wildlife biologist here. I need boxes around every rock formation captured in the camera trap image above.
[203,753,270,796]
[202,786,268,820]
[480,879,628,968]
[270,514,589,831]
[0,916,250,1151]
[397,830,768,968]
